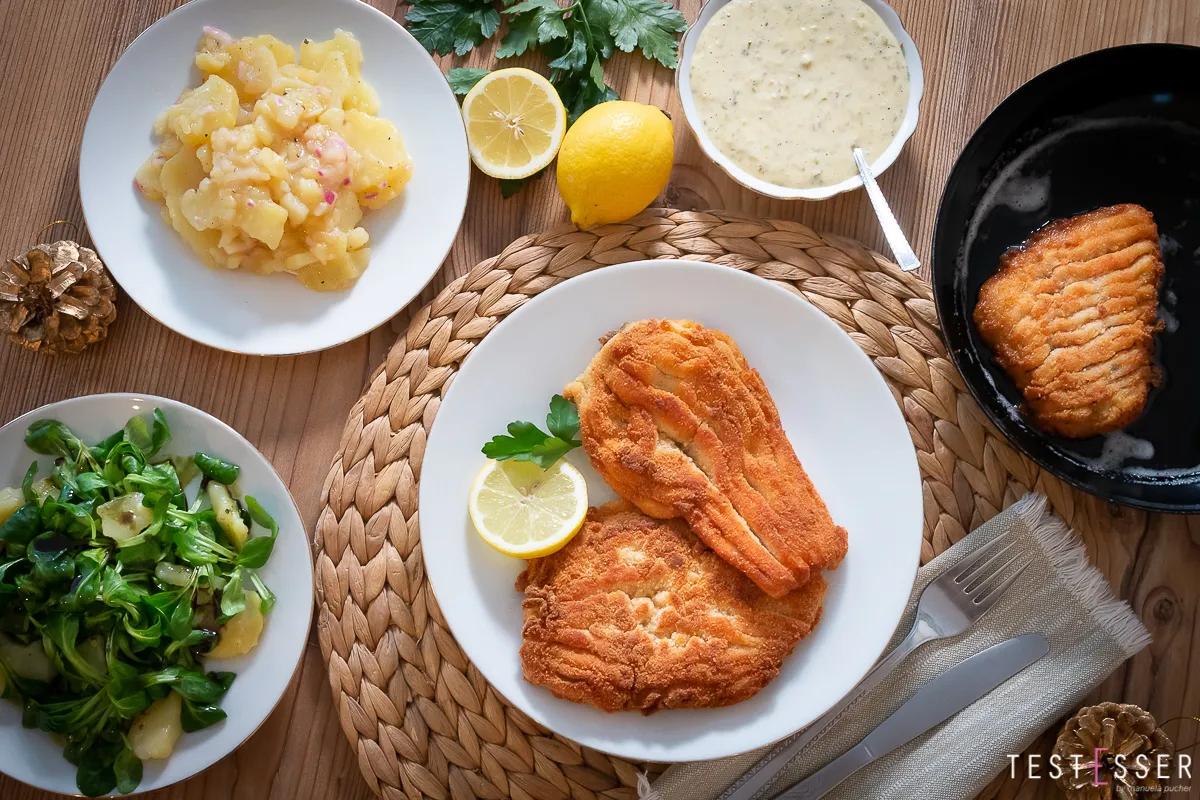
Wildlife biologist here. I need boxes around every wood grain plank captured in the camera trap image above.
[0,0,1197,798]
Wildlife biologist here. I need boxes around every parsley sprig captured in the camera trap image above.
[408,0,686,121]
[482,395,581,468]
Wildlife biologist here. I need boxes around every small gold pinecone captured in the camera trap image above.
[1053,702,1174,800]
[0,240,117,355]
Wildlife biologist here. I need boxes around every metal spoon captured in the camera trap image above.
[852,147,920,272]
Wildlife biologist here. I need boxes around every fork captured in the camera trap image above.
[719,533,1033,800]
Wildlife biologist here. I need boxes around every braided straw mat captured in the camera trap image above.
[313,208,1079,800]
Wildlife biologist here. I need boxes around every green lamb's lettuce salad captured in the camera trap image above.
[0,409,279,796]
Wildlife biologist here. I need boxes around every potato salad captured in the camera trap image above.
[135,28,412,291]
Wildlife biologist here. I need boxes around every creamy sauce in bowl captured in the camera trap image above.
[689,0,910,190]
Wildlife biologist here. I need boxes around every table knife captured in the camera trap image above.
[771,633,1049,800]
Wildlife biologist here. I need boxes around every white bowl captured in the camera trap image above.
[0,394,313,796]
[676,0,924,200]
[420,261,922,762]
[79,0,469,355]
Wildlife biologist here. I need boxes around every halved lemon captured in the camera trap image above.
[468,458,587,558]
[461,67,567,180]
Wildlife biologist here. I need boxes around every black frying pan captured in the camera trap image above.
[932,44,1200,512]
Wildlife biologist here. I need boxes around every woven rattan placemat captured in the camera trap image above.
[313,208,1075,800]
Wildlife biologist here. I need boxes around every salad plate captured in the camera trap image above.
[79,0,469,355]
[419,260,922,762]
[0,393,312,795]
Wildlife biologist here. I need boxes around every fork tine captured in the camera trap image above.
[947,534,1011,582]
[955,539,1016,586]
[963,548,1022,593]
[972,557,1032,606]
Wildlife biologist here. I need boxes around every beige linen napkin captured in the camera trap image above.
[644,494,1151,800]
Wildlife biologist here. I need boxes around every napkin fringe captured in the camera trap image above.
[1013,493,1150,657]
[638,771,662,800]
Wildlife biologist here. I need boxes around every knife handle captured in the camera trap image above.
[772,744,874,800]
[719,618,937,800]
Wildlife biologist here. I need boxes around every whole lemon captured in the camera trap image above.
[556,101,674,229]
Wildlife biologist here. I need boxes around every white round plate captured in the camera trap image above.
[0,393,313,795]
[79,0,469,355]
[420,261,922,762]
[676,0,923,201]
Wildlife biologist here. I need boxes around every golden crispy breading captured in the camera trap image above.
[517,504,826,712]
[974,204,1163,438]
[563,319,847,598]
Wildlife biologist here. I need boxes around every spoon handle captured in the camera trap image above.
[852,147,921,272]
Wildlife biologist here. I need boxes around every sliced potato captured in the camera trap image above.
[160,147,223,256]
[207,591,264,658]
[166,75,239,147]
[0,635,57,683]
[236,193,289,249]
[337,110,412,209]
[299,29,363,75]
[129,692,183,760]
[97,493,153,543]
[0,487,23,525]
[31,478,56,504]
[207,482,249,549]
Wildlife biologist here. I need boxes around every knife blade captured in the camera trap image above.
[771,633,1049,800]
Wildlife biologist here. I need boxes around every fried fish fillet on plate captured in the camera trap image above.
[517,504,826,712]
[563,319,847,598]
[974,204,1164,438]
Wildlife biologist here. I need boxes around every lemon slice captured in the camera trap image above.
[468,459,587,558]
[461,67,567,180]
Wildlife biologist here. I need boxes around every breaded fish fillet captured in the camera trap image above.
[563,319,847,598]
[974,204,1163,438]
[517,504,826,712]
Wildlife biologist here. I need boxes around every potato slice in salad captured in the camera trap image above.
[207,481,249,550]
[129,693,184,760]
[208,591,265,658]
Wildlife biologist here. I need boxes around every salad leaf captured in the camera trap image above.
[236,497,278,569]
[181,699,227,732]
[26,420,88,461]
[123,409,170,458]
[0,503,40,545]
[113,747,142,794]
[194,452,239,485]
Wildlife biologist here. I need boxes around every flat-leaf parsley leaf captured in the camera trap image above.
[482,395,582,469]
[406,0,502,56]
[409,0,685,120]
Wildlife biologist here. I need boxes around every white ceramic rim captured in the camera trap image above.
[77,0,470,356]
[676,0,925,200]
[0,393,314,796]
[420,259,924,762]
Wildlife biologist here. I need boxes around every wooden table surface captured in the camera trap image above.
[1,0,1198,798]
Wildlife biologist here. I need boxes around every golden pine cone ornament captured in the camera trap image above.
[1053,702,1174,800]
[0,240,117,355]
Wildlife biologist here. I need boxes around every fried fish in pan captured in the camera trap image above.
[563,319,847,598]
[974,204,1164,438]
[517,503,826,712]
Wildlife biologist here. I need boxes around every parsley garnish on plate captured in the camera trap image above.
[482,394,582,469]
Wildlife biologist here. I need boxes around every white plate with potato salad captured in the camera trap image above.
[0,393,312,796]
[79,0,469,354]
